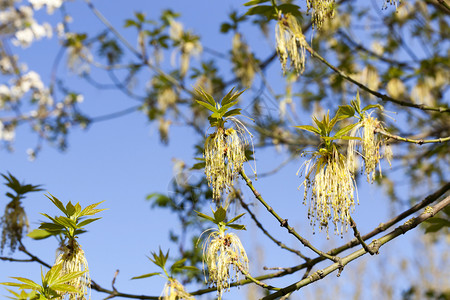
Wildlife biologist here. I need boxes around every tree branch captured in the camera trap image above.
[376,128,450,145]
[239,169,339,263]
[262,195,450,300]
[303,43,450,113]
[349,217,376,255]
[235,190,310,260]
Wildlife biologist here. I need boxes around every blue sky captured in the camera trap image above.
[1,0,447,299]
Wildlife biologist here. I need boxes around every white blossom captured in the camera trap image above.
[29,0,63,14]
[13,22,52,48]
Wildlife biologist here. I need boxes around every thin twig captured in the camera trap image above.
[349,217,376,255]
[0,256,34,263]
[239,169,339,263]
[18,242,51,269]
[376,128,450,145]
[236,264,281,291]
[235,191,309,260]
[303,43,450,113]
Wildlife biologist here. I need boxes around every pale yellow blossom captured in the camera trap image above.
[201,229,249,299]
[298,147,357,238]
[160,278,194,300]
[55,241,90,300]
[204,120,251,202]
[347,112,392,183]
[275,14,307,76]
[306,0,336,30]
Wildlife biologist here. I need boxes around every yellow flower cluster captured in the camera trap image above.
[299,147,357,238]
[161,278,194,300]
[1,201,29,253]
[202,230,249,300]
[204,127,246,201]
[275,13,307,76]
[347,113,392,183]
[55,241,90,300]
[306,0,336,30]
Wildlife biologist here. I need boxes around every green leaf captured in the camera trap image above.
[190,162,206,170]
[210,112,221,119]
[39,222,65,232]
[80,201,106,216]
[147,193,171,207]
[424,224,447,233]
[194,87,216,106]
[214,206,227,223]
[9,277,41,290]
[170,258,187,271]
[135,12,145,23]
[50,283,81,293]
[65,202,76,217]
[352,91,362,114]
[223,108,242,119]
[329,112,340,131]
[0,282,29,288]
[337,105,355,120]
[227,224,246,230]
[226,213,246,225]
[312,116,326,135]
[77,217,102,228]
[244,0,270,6]
[362,104,383,112]
[27,229,53,240]
[52,271,86,286]
[195,100,217,113]
[218,100,239,115]
[131,272,160,280]
[220,23,232,33]
[221,88,245,106]
[277,4,302,16]
[54,216,77,230]
[46,263,63,284]
[245,5,274,16]
[45,194,67,215]
[195,211,216,223]
[220,87,236,106]
[294,125,320,135]
[334,123,360,138]
[124,19,138,28]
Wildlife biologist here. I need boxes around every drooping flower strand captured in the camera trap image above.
[347,112,392,183]
[204,118,254,202]
[275,13,307,76]
[28,196,105,300]
[306,0,336,30]
[201,228,249,300]
[55,240,90,300]
[0,200,28,254]
[196,87,255,202]
[161,278,195,300]
[298,146,357,238]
